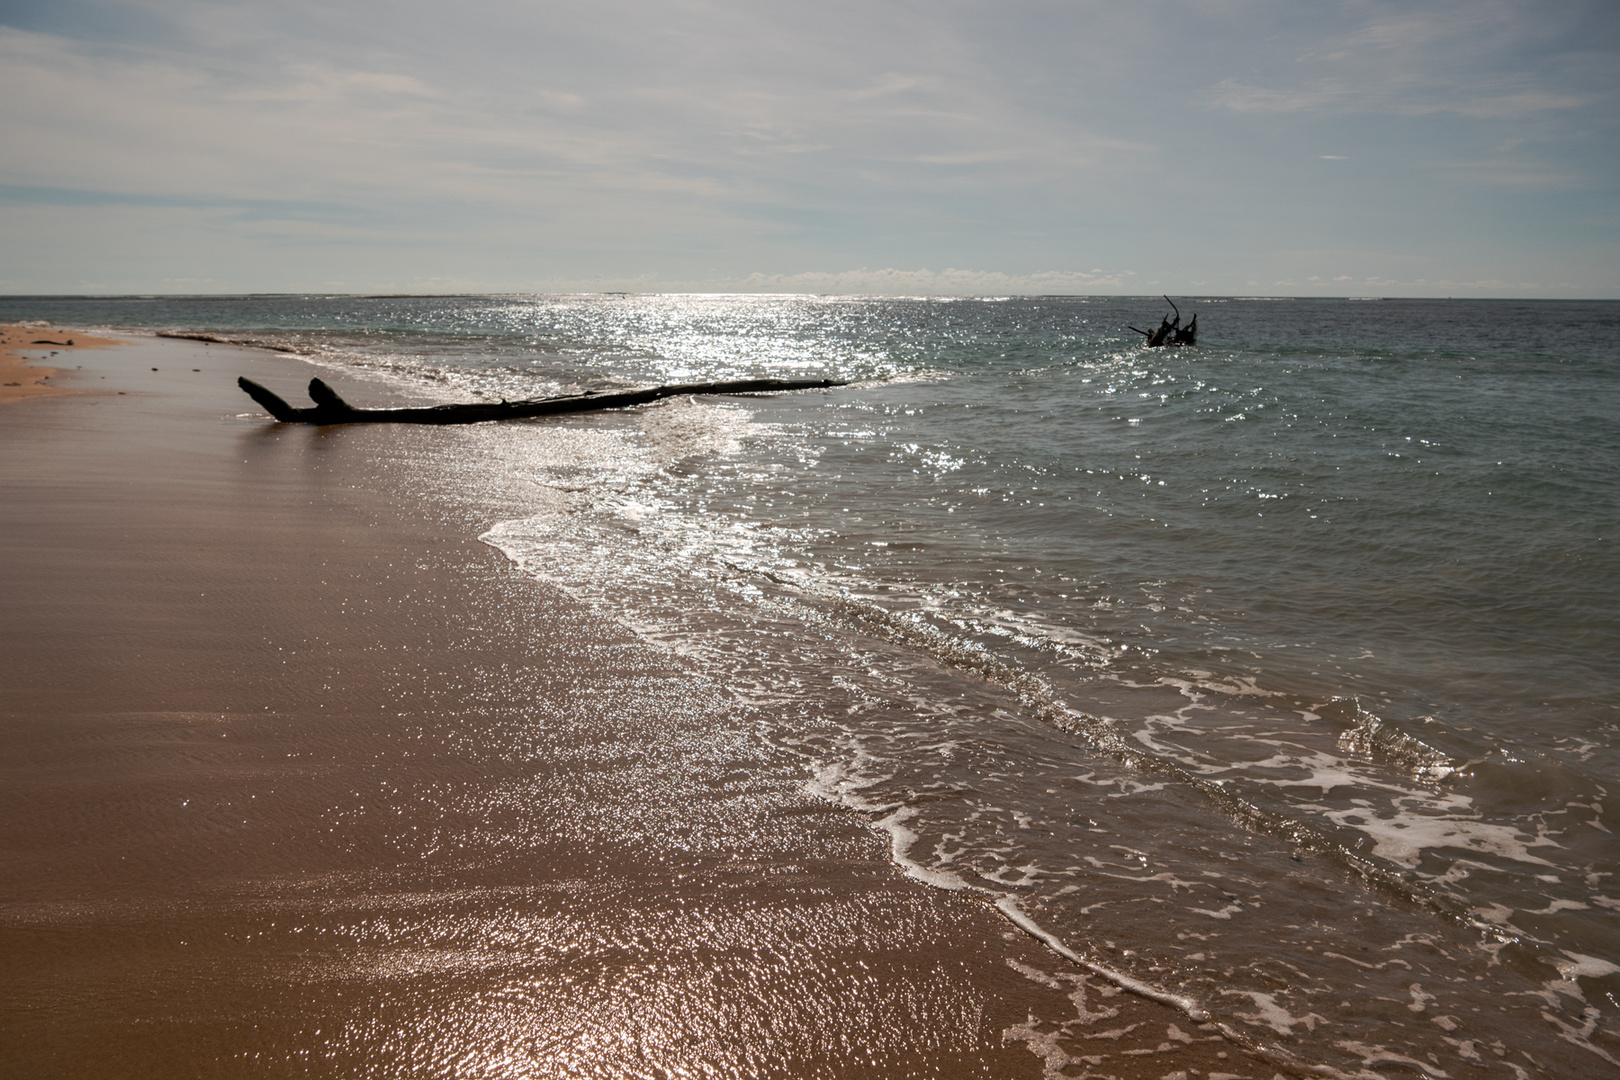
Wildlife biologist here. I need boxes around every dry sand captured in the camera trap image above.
[0,332,1283,1078]
[0,323,125,403]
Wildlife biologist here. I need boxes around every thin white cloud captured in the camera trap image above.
[733,267,1138,295]
[1206,77,1584,118]
[1201,1,1602,119]
[1430,159,1589,191]
[1428,91,1585,119]
[1206,78,1358,114]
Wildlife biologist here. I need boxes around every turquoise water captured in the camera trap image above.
[10,293,1620,1074]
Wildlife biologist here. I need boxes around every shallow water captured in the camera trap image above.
[9,293,1619,1076]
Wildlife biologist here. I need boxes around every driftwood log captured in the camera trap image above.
[238,375,846,425]
[1129,296,1197,348]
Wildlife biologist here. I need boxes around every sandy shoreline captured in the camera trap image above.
[0,323,126,404]
[1,331,1280,1078]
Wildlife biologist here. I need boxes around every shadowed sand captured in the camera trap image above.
[0,333,1281,1078]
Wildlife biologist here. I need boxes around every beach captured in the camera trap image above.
[0,329,1286,1078]
[0,323,124,403]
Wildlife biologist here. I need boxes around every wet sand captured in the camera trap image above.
[1,332,1283,1078]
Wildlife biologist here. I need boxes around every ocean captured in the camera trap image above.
[7,293,1618,1076]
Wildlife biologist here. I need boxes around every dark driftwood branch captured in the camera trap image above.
[238,375,846,425]
[1129,297,1197,348]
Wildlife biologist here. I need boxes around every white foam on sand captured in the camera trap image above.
[1321,792,1562,869]
[806,752,1220,1027]
[1557,953,1620,979]
[993,896,1211,1023]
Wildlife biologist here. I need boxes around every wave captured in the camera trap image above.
[1322,697,1463,779]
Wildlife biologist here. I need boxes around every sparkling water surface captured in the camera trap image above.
[9,293,1619,1076]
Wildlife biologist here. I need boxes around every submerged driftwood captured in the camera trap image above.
[238,375,846,425]
[1129,296,1197,348]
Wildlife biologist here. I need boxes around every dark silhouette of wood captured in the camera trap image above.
[238,375,846,425]
[1171,312,1197,346]
[1129,297,1197,348]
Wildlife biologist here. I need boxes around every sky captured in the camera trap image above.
[1,0,1616,297]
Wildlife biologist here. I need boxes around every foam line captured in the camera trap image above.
[994,895,1210,1022]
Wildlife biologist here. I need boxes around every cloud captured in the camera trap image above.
[1200,2,1605,119]
[1429,159,1589,191]
[1433,91,1585,119]
[0,11,1155,213]
[1206,79,1358,114]
[1207,78,1584,118]
[0,1,1615,296]
[732,267,1138,295]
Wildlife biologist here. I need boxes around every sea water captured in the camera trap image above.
[8,293,1618,1076]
